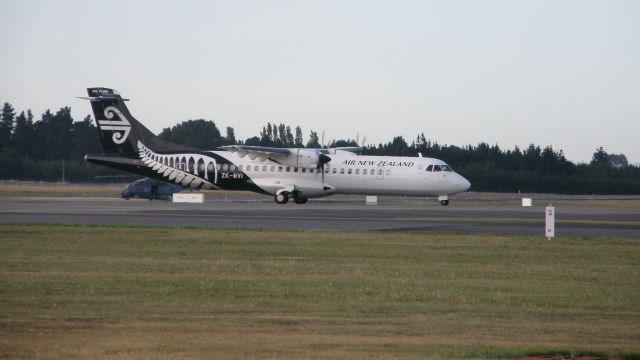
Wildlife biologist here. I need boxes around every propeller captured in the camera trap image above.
[317,152,331,183]
[358,135,367,154]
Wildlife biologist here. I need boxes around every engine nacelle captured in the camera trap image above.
[279,149,321,169]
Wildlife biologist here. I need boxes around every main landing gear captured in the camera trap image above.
[275,192,289,204]
[274,191,308,205]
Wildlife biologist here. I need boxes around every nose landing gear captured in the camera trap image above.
[438,195,450,206]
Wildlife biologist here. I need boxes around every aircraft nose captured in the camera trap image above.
[457,175,471,192]
[463,177,471,191]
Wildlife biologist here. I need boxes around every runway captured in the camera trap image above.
[1,193,639,238]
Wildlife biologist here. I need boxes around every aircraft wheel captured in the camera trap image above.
[275,192,289,204]
[294,196,308,204]
[440,200,449,206]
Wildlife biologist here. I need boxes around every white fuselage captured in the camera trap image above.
[211,151,471,199]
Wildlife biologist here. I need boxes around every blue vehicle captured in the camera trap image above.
[121,178,182,200]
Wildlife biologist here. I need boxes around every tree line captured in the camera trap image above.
[0,101,638,194]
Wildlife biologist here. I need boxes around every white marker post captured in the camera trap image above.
[545,206,555,240]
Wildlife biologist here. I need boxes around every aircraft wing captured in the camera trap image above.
[219,145,291,160]
[331,146,365,154]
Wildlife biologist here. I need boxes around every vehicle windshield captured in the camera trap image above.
[428,164,453,172]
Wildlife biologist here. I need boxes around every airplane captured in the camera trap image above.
[81,87,471,205]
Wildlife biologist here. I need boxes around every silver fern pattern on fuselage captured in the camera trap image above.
[137,141,220,190]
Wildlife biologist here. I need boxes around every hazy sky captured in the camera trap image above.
[1,0,638,163]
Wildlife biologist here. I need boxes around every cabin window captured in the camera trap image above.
[216,163,221,171]
[426,165,433,172]
[222,164,229,171]
[363,169,367,175]
[294,167,299,172]
[271,166,275,172]
[301,168,306,173]
[254,165,259,171]
[347,169,352,175]
[325,168,329,174]
[378,169,383,176]
[278,166,283,172]
[386,169,391,176]
[230,164,236,172]
[370,169,375,175]
[262,165,267,172]
[332,168,337,174]
[355,169,360,175]
[309,169,314,174]
[238,164,243,171]
[433,165,442,172]
[340,168,345,174]
[286,166,291,172]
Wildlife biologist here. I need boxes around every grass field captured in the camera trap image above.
[0,183,124,197]
[0,225,638,359]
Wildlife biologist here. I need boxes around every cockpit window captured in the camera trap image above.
[441,164,453,172]
[426,165,433,172]
[433,165,442,172]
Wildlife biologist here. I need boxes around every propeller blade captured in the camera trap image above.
[319,154,331,164]
[317,153,331,184]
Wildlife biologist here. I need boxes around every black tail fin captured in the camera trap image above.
[83,87,195,156]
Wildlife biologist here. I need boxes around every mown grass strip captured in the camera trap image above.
[1,224,638,359]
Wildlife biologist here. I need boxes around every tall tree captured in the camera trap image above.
[12,110,35,156]
[272,123,278,142]
[50,107,74,160]
[0,102,16,150]
[266,123,273,141]
[159,119,223,148]
[306,130,320,148]
[225,126,236,145]
[32,109,54,160]
[70,115,101,160]
[294,126,304,147]
[278,124,286,145]
[591,147,609,167]
[285,125,294,147]
[608,153,628,169]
